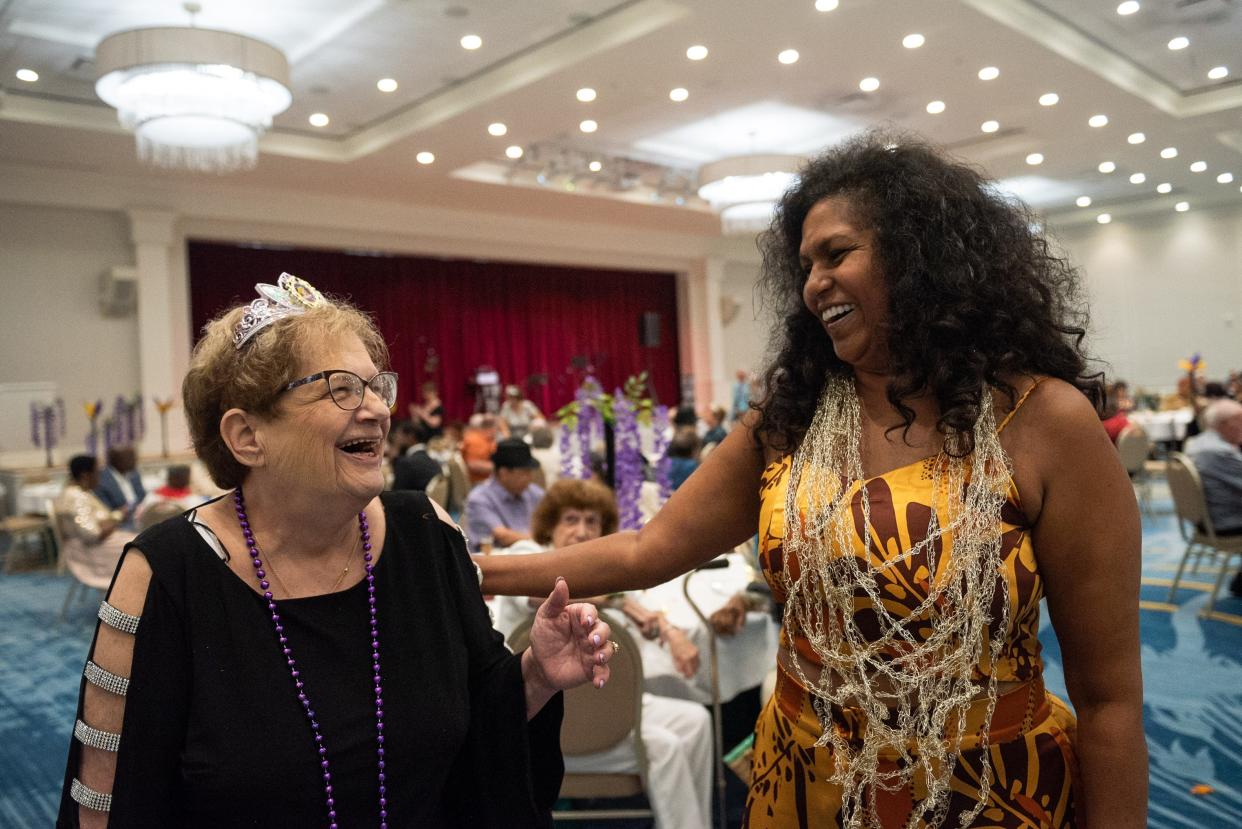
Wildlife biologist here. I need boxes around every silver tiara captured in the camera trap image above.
[232,273,327,349]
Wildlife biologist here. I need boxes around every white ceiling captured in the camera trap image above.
[1,0,1241,230]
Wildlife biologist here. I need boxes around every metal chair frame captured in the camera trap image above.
[1165,452,1242,616]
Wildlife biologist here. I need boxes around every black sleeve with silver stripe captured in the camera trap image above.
[70,778,112,813]
[83,660,129,696]
[74,718,121,752]
[97,600,140,634]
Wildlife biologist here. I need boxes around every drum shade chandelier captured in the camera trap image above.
[94,26,292,173]
[697,154,800,234]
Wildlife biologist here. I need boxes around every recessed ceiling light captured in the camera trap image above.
[1116,1,1140,15]
[505,145,523,159]
[376,78,398,92]
[859,76,880,92]
[1190,161,1207,172]
[308,113,329,127]
[1038,92,1059,106]
[589,160,603,172]
[686,45,708,61]
[978,66,999,81]
[15,68,38,82]
[579,119,598,133]
[669,87,689,102]
[815,0,840,10]
[903,33,925,49]
[1156,182,1172,193]
[487,122,507,136]
[576,87,596,102]
[1026,152,1044,166]
[1076,196,1092,207]
[926,100,946,114]
[460,34,482,50]
[1127,132,1146,144]
[1097,213,1112,224]
[1099,161,1116,173]
[1175,201,1190,212]
[778,49,800,65]
[1160,147,1178,159]
[1218,172,1235,184]
[981,120,1000,133]
[1208,66,1228,80]
[1168,36,1189,50]
[1129,172,1146,184]
[416,151,435,165]
[1088,114,1109,128]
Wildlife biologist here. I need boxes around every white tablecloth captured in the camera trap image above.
[18,472,165,515]
[1127,409,1195,443]
[618,553,777,705]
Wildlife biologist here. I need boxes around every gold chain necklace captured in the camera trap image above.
[261,531,360,597]
[780,374,1012,829]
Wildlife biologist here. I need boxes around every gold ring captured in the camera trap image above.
[612,641,621,656]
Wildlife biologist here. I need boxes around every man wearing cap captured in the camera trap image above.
[464,438,546,552]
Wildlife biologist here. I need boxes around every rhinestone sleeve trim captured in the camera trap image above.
[83,660,129,697]
[70,778,112,812]
[97,600,139,635]
[74,719,121,752]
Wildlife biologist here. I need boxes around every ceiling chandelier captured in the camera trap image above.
[697,154,801,234]
[94,24,292,173]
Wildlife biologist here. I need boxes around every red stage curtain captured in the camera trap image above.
[187,241,680,421]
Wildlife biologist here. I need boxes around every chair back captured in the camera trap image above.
[508,611,646,757]
[446,452,473,513]
[1115,425,1151,475]
[137,500,187,531]
[425,473,450,507]
[45,498,68,556]
[1166,452,1214,537]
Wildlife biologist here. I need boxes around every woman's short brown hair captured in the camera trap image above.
[529,479,619,545]
[183,297,389,489]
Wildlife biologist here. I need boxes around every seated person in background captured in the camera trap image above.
[1185,400,1242,596]
[385,419,420,460]
[1111,379,1135,413]
[133,464,201,527]
[500,385,542,440]
[94,445,145,529]
[392,433,443,493]
[408,380,444,442]
[527,422,561,487]
[461,414,501,483]
[666,430,701,491]
[1101,381,1132,444]
[54,454,135,585]
[494,479,713,829]
[465,438,545,551]
[701,405,728,446]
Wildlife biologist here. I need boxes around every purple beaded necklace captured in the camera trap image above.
[233,489,388,829]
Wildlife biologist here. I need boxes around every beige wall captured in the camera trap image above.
[0,202,138,456]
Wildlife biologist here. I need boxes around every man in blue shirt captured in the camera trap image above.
[1185,399,1242,596]
[464,439,546,552]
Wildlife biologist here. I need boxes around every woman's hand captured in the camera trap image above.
[620,598,662,640]
[522,577,613,717]
[709,593,749,636]
[664,628,701,679]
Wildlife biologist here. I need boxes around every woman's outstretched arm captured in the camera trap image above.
[480,414,767,597]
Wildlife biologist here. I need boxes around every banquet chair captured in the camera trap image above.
[445,452,473,515]
[425,473,450,508]
[49,499,117,620]
[136,500,188,532]
[1116,425,1154,515]
[1164,452,1242,616]
[0,513,55,573]
[508,613,654,823]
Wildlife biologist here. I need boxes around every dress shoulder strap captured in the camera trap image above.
[997,378,1043,434]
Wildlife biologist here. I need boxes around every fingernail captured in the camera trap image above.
[556,576,566,585]
[596,678,605,689]
[592,634,601,646]
[586,616,594,627]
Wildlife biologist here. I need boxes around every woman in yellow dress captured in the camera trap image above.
[482,131,1146,827]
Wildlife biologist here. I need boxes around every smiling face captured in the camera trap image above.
[799,196,891,372]
[256,332,391,504]
[550,507,604,549]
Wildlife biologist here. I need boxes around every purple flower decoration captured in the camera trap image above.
[612,394,644,530]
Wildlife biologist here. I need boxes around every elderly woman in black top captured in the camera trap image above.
[59,274,615,828]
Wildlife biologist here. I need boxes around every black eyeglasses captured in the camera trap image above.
[283,370,399,411]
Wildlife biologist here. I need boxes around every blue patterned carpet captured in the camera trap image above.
[3,481,1240,827]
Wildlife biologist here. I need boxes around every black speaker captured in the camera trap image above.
[638,312,661,348]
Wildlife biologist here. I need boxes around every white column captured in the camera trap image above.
[676,259,728,408]
[127,208,187,459]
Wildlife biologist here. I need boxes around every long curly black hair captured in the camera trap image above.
[753,130,1103,455]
